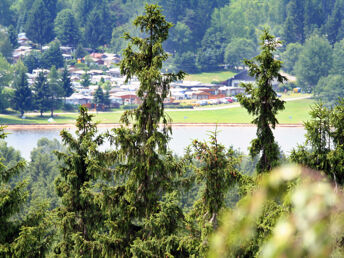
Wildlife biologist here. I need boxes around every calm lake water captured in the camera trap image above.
[4,126,306,160]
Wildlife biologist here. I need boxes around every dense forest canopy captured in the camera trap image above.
[0,0,342,71]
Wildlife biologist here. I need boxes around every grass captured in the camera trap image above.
[0,98,314,125]
[184,70,236,84]
[167,99,314,124]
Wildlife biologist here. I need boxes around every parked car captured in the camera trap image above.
[196,100,208,106]
[225,97,233,103]
[208,99,218,105]
[231,96,238,102]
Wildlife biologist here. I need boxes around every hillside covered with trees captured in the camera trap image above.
[0,0,344,103]
[2,3,344,257]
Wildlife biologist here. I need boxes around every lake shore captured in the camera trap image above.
[4,123,304,130]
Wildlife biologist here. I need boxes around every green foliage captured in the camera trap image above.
[315,75,344,105]
[41,40,64,69]
[23,51,42,73]
[100,4,186,256]
[80,68,91,87]
[0,53,12,87]
[224,38,257,69]
[54,106,110,256]
[8,25,19,49]
[173,51,198,74]
[84,1,112,49]
[280,42,303,75]
[25,0,55,45]
[54,9,81,47]
[295,34,333,92]
[182,130,242,255]
[32,71,49,116]
[0,0,15,26]
[11,61,33,116]
[47,65,64,117]
[291,100,344,185]
[238,30,286,173]
[26,138,63,210]
[0,30,13,62]
[94,85,104,110]
[59,65,73,99]
[331,38,344,75]
[0,127,27,256]
[74,44,87,59]
[209,165,344,257]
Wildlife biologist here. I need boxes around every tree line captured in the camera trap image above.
[1,0,344,72]
[2,5,344,257]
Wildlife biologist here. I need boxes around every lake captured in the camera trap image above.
[4,126,306,160]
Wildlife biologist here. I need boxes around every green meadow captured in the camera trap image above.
[0,99,314,125]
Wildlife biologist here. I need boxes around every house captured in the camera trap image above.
[65,93,93,105]
[218,86,245,96]
[223,70,255,87]
[192,91,211,100]
[112,92,139,105]
[223,69,280,89]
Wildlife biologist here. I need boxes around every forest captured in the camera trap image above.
[0,0,344,105]
[2,3,344,257]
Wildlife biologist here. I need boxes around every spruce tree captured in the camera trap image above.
[54,106,111,256]
[94,85,104,110]
[238,30,286,173]
[33,71,49,116]
[8,25,19,49]
[47,66,64,117]
[25,0,55,46]
[12,62,32,117]
[0,127,26,256]
[60,65,73,99]
[100,4,185,256]
[183,131,241,255]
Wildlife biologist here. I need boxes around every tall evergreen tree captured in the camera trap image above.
[183,131,241,255]
[12,62,32,117]
[33,71,49,116]
[8,25,19,49]
[93,85,104,110]
[54,106,110,256]
[25,0,55,45]
[100,4,185,256]
[60,65,73,99]
[47,66,64,117]
[324,0,343,45]
[282,0,305,44]
[238,30,286,173]
[84,2,112,49]
[0,127,26,256]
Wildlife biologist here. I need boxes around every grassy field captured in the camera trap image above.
[0,98,314,125]
[167,99,314,124]
[184,70,236,83]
